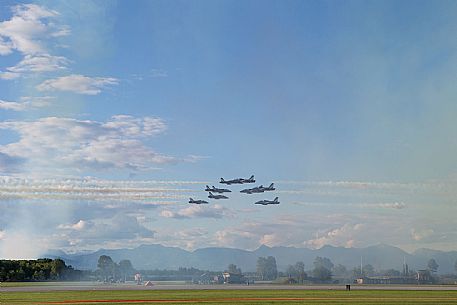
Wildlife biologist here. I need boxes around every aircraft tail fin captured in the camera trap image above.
[274,197,279,202]
[220,178,225,182]
[209,192,213,196]
[189,198,193,201]
[250,175,254,180]
[270,183,274,188]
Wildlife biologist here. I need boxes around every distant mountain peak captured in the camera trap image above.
[256,244,271,251]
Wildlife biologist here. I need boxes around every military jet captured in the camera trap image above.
[255,197,280,205]
[220,175,255,185]
[208,192,228,199]
[240,185,264,194]
[260,183,275,192]
[189,198,209,204]
[241,183,275,194]
[205,185,231,193]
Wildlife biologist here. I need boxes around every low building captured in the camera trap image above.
[356,276,417,285]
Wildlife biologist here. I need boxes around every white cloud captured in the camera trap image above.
[0,100,26,111]
[36,74,118,95]
[0,96,53,111]
[0,4,71,79]
[0,71,20,79]
[0,4,67,55]
[58,220,88,231]
[57,214,155,246]
[304,223,365,249]
[5,54,68,73]
[0,115,176,172]
[411,228,434,241]
[160,204,233,219]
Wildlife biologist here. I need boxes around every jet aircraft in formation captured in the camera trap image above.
[254,197,280,205]
[205,185,231,193]
[208,192,228,199]
[220,175,255,185]
[240,183,275,194]
[188,198,208,204]
[188,175,280,205]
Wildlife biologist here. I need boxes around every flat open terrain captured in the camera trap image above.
[2,284,457,305]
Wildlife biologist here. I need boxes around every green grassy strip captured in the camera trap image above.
[2,290,457,305]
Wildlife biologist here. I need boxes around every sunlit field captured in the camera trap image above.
[3,289,457,305]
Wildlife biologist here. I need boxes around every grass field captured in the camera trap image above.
[2,289,457,305]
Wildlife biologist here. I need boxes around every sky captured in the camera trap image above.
[1,0,457,259]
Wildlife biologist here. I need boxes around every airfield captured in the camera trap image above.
[3,283,457,305]
[3,282,457,292]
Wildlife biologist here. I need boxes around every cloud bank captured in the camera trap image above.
[36,74,118,95]
[0,115,175,173]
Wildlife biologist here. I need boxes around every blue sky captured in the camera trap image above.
[1,0,457,258]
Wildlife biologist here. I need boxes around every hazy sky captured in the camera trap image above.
[1,0,457,258]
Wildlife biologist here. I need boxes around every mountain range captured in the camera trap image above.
[45,244,457,274]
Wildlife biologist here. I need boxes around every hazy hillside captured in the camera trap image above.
[45,244,457,274]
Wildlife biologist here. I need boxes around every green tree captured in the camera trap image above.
[118,259,135,282]
[97,255,115,281]
[294,262,306,283]
[286,262,306,283]
[363,264,375,276]
[313,257,334,270]
[50,259,66,280]
[227,264,242,274]
[333,264,347,277]
[427,259,439,273]
[286,265,297,278]
[256,256,277,280]
[312,266,332,281]
[312,257,332,282]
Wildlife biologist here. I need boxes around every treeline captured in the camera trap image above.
[0,258,82,282]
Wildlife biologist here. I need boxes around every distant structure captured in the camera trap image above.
[222,272,245,284]
[402,257,409,276]
[356,257,432,285]
[134,273,142,285]
[416,270,433,284]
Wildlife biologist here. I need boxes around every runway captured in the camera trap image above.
[2,282,457,292]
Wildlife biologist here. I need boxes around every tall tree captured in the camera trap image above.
[50,259,66,280]
[266,256,278,280]
[427,259,439,273]
[97,255,115,281]
[256,256,277,280]
[313,257,334,270]
[363,264,375,276]
[286,265,297,278]
[118,259,135,281]
[312,257,332,282]
[294,262,306,283]
[312,266,332,281]
[257,257,267,280]
[333,264,347,277]
[227,264,242,274]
